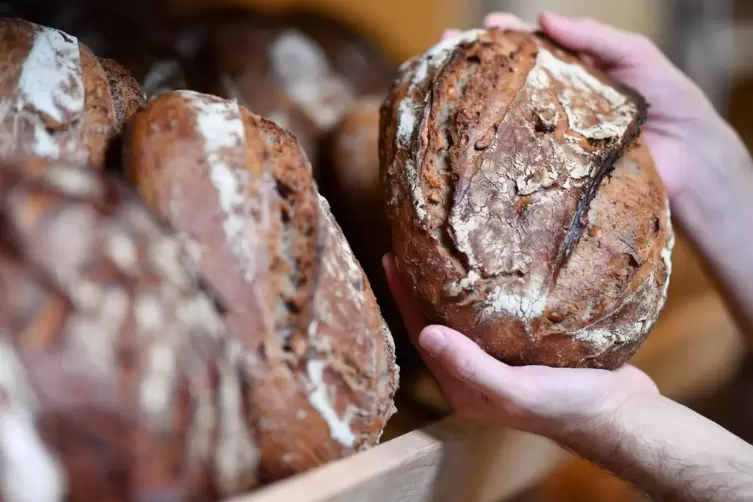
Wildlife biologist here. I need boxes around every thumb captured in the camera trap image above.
[418,325,526,402]
[538,12,651,68]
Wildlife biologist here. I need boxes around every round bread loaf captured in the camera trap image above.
[0,157,259,501]
[192,12,395,173]
[0,18,143,168]
[124,90,399,482]
[380,29,674,369]
[276,12,396,97]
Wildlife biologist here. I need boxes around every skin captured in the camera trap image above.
[384,11,753,502]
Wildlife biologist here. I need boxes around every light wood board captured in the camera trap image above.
[230,416,566,502]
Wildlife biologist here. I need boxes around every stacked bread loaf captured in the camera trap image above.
[0,158,255,500]
[186,11,396,175]
[380,29,674,369]
[0,19,143,168]
[0,16,399,502]
[124,90,398,482]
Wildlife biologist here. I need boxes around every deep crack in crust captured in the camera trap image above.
[125,90,398,484]
[0,157,259,502]
[0,18,143,169]
[380,29,673,369]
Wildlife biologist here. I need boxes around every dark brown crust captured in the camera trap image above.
[0,18,135,169]
[381,29,673,369]
[125,90,398,483]
[98,56,144,131]
[0,157,259,501]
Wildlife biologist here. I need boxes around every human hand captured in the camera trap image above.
[445,12,737,201]
[383,254,659,439]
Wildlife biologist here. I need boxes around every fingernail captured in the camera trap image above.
[419,329,446,357]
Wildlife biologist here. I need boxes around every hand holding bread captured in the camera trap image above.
[0,7,693,501]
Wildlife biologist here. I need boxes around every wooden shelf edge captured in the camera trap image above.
[229,415,567,502]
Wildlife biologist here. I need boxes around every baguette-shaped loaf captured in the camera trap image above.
[380,29,674,369]
[0,158,259,501]
[125,90,398,482]
[0,18,143,168]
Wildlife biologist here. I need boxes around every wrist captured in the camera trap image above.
[546,390,662,455]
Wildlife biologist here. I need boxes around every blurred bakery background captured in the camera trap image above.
[6,0,752,499]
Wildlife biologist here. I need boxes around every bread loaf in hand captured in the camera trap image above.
[380,29,674,369]
[0,158,259,501]
[125,90,398,482]
[0,18,143,168]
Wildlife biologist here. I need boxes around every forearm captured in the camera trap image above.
[555,394,753,502]
[674,118,753,337]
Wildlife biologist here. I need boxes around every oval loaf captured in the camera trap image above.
[0,18,143,168]
[125,90,399,482]
[380,29,674,369]
[0,157,259,501]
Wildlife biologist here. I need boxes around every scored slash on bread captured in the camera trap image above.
[380,28,674,369]
[124,90,398,483]
[0,18,143,168]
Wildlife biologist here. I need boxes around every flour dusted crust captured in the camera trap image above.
[125,90,398,482]
[0,19,143,168]
[381,29,674,369]
[192,12,395,174]
[196,18,347,167]
[0,157,259,501]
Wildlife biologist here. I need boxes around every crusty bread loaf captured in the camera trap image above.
[191,12,395,174]
[0,157,259,501]
[276,12,396,97]
[125,90,398,482]
[380,29,674,369]
[0,18,143,168]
